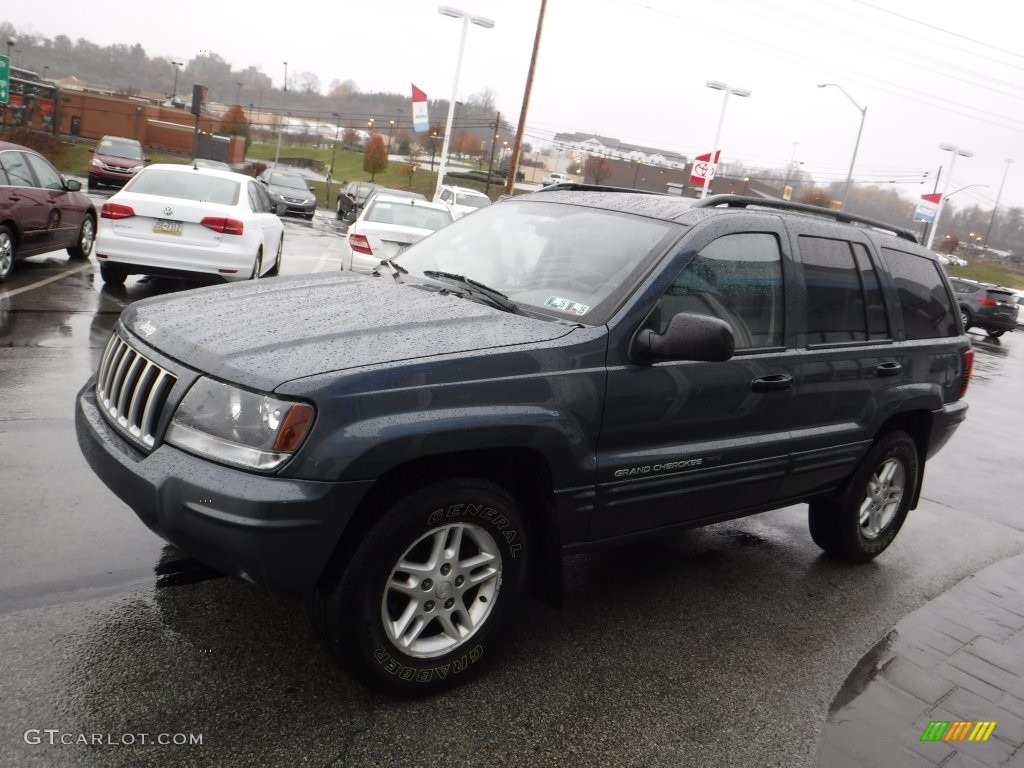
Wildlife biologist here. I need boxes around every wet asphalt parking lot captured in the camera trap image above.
[1,197,1023,767]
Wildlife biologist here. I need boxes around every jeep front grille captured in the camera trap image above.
[96,333,176,449]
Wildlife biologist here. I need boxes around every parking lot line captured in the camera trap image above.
[0,262,93,301]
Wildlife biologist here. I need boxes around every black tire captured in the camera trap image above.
[266,236,283,277]
[960,307,971,332]
[807,430,918,563]
[0,225,15,282]
[315,477,531,697]
[99,263,126,285]
[87,177,97,192]
[67,214,96,260]
[987,329,1005,338]
[249,248,263,280]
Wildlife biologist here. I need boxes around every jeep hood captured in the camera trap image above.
[121,272,577,391]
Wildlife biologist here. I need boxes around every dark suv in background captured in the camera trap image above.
[77,191,972,697]
[949,278,1019,337]
[88,135,147,190]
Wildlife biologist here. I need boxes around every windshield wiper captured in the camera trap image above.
[422,270,518,314]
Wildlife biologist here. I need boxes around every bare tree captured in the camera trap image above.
[585,155,612,185]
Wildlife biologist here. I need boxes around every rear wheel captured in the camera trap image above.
[67,214,96,259]
[808,430,918,563]
[960,307,972,331]
[0,226,15,282]
[249,248,263,280]
[99,263,126,285]
[266,236,283,276]
[314,477,531,697]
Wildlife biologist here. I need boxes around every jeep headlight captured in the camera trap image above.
[164,378,315,471]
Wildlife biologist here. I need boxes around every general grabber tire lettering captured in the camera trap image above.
[808,430,919,563]
[316,478,531,697]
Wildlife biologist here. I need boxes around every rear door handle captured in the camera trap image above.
[875,361,903,377]
[751,374,794,392]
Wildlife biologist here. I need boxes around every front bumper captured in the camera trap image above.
[76,380,373,594]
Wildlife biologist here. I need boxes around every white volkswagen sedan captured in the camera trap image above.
[94,163,285,284]
[342,194,453,273]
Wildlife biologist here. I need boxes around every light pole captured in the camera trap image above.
[170,60,183,101]
[235,81,242,105]
[700,80,751,199]
[387,118,396,155]
[818,83,867,209]
[984,159,1013,249]
[925,144,973,250]
[435,5,495,200]
[327,111,341,203]
[282,62,288,93]
[274,112,290,168]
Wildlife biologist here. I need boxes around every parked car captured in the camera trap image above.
[336,181,382,221]
[541,172,572,186]
[948,277,1018,337]
[88,136,147,190]
[94,163,285,285]
[76,191,971,697]
[257,169,317,219]
[341,193,452,272]
[1012,289,1024,329]
[0,140,97,282]
[434,184,491,219]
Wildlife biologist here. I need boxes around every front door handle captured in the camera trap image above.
[751,374,794,392]
[875,361,903,377]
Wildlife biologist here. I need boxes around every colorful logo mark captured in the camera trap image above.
[920,721,997,742]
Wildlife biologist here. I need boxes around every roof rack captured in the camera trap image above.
[532,182,661,196]
[694,195,919,243]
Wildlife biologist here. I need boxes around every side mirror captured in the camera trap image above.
[632,312,735,363]
[309,186,316,193]
[65,179,82,192]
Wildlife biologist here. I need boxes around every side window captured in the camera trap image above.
[0,151,37,187]
[254,183,272,212]
[655,232,784,350]
[881,248,959,339]
[247,182,261,212]
[24,153,64,190]
[800,236,883,344]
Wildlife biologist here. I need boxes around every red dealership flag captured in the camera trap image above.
[689,150,721,185]
[411,84,428,133]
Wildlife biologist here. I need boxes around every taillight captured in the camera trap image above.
[349,234,373,255]
[977,297,997,307]
[960,348,974,399]
[101,202,135,220]
[201,217,244,235]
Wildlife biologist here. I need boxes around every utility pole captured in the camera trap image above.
[984,159,1013,248]
[504,0,547,196]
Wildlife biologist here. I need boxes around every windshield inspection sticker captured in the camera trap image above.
[545,296,590,316]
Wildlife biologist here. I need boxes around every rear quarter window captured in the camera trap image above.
[881,247,959,339]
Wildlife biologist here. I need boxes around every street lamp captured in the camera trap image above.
[984,159,1013,248]
[170,60,184,101]
[282,62,288,92]
[387,118,396,155]
[327,111,341,202]
[700,80,751,199]
[235,81,242,105]
[274,112,290,168]
[818,83,867,208]
[925,144,973,250]
[435,5,495,200]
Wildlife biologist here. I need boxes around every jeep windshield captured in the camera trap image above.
[395,199,676,324]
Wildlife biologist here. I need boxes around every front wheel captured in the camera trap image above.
[314,478,531,697]
[99,263,126,285]
[988,329,1005,338]
[808,430,918,563]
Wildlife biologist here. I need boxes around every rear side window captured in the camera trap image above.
[800,236,889,343]
[0,151,36,187]
[881,248,958,339]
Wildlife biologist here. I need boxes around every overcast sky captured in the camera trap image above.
[7,0,1023,214]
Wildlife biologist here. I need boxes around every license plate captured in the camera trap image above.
[152,219,183,236]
